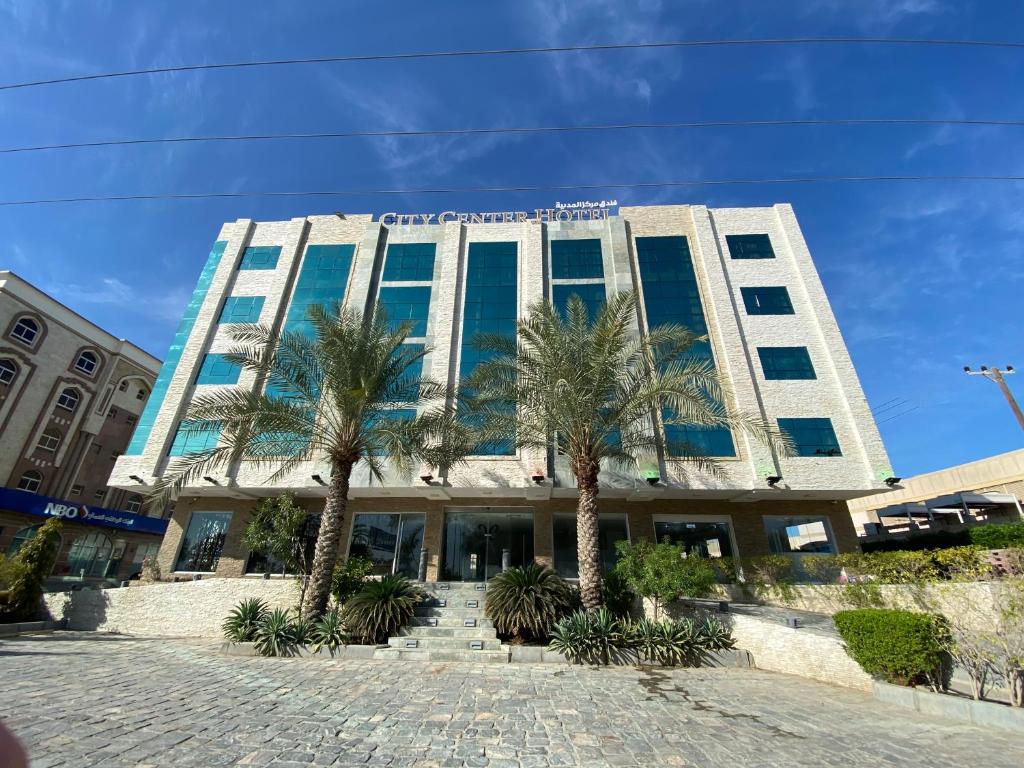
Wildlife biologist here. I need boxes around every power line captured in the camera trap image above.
[3,37,1023,92]
[877,406,920,425]
[3,118,1023,156]
[2,175,1023,208]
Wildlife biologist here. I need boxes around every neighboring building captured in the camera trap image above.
[848,448,1024,540]
[110,204,893,581]
[0,271,165,583]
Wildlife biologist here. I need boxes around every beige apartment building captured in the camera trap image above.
[110,204,893,581]
[0,272,165,583]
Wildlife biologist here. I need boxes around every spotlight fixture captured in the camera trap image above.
[128,474,145,484]
[531,469,545,485]
[1009,365,1016,373]
[420,472,434,484]
[642,469,661,486]
[980,365,989,371]
[884,476,902,487]
[963,366,971,373]
[202,476,218,485]
[766,476,782,488]
[311,474,325,485]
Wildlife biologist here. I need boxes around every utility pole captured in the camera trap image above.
[964,365,1024,432]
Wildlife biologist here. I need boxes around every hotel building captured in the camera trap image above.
[110,204,892,581]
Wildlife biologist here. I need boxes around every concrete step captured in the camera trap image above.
[414,606,487,618]
[389,635,503,651]
[399,626,499,639]
[410,616,494,629]
[373,647,511,663]
[420,582,489,594]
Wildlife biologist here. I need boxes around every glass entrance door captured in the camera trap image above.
[442,508,534,581]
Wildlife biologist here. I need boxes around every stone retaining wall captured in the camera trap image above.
[43,578,300,637]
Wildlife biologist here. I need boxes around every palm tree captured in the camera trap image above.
[466,291,785,611]
[150,303,477,618]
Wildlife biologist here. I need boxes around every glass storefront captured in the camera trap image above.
[65,532,113,578]
[764,516,836,554]
[653,516,734,558]
[175,511,231,572]
[552,513,629,578]
[442,508,533,581]
[348,513,424,577]
[246,513,321,576]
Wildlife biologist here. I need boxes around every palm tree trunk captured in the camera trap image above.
[575,459,603,610]
[301,457,354,618]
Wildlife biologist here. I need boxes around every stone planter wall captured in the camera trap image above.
[874,681,1024,734]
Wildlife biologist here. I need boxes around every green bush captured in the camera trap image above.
[834,608,950,687]
[310,608,347,653]
[254,608,299,657]
[614,540,717,619]
[342,575,423,644]
[800,554,843,584]
[330,556,374,606]
[484,564,574,642]
[222,598,269,643]
[968,522,1024,550]
[602,570,637,619]
[3,518,62,621]
[548,608,625,665]
[709,556,739,584]
[862,530,969,552]
[933,546,991,580]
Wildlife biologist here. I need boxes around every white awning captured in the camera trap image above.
[876,502,936,518]
[926,492,1018,511]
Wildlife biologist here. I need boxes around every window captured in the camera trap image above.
[126,414,137,426]
[654,516,734,558]
[0,359,18,385]
[93,489,106,501]
[764,516,836,554]
[551,239,604,279]
[727,234,775,259]
[246,513,320,575]
[10,317,39,346]
[37,430,61,453]
[136,387,148,400]
[552,513,628,578]
[347,513,425,577]
[108,407,118,419]
[283,244,355,339]
[109,450,119,461]
[195,354,242,386]
[382,243,436,282]
[552,284,606,322]
[16,470,42,492]
[218,296,265,324]
[56,388,79,412]
[70,484,83,496]
[175,511,232,572]
[758,347,816,380]
[741,286,794,315]
[118,380,129,392]
[778,417,842,457]
[125,496,143,513]
[377,286,431,337]
[128,541,160,578]
[6,524,59,560]
[74,350,98,375]
[66,532,113,578]
[238,245,281,270]
[168,420,222,456]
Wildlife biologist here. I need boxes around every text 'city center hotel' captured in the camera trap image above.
[111,204,892,581]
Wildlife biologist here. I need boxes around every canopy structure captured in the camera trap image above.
[925,491,1018,511]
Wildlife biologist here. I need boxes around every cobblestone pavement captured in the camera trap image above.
[2,633,1022,768]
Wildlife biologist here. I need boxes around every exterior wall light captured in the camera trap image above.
[531,469,545,485]
[202,476,219,485]
[642,469,661,486]
[884,476,902,487]
[128,474,146,484]
[766,476,782,488]
[311,474,325,485]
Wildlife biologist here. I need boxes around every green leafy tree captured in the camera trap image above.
[614,539,718,620]
[242,493,314,606]
[3,518,62,621]
[467,291,784,609]
[150,303,478,618]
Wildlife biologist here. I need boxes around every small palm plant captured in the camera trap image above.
[467,291,787,610]
[310,607,347,654]
[549,607,625,665]
[485,564,574,642]
[253,608,297,657]
[221,597,268,643]
[342,575,424,644]
[149,303,477,619]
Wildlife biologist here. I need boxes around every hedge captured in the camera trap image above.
[833,608,950,687]
[967,522,1024,550]
[862,522,1024,553]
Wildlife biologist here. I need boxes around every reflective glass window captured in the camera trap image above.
[238,245,281,270]
[175,511,232,572]
[284,244,354,338]
[195,353,241,385]
[727,234,775,259]
[348,513,425,577]
[764,516,836,554]
[552,513,628,578]
[219,296,264,324]
[741,286,794,315]
[168,420,221,456]
[654,518,733,558]
[552,284,606,322]
[551,239,603,279]
[758,347,816,380]
[377,286,431,337]
[383,243,436,282]
[778,417,842,457]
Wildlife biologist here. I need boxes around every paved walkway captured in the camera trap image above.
[1,633,1021,768]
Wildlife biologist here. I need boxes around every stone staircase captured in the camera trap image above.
[373,582,510,663]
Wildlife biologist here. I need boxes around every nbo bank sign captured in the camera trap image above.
[0,487,168,536]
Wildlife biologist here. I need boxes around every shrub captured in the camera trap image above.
[614,540,717,619]
[222,598,269,643]
[709,556,739,584]
[862,530,969,552]
[254,608,298,657]
[800,554,843,584]
[968,522,1024,550]
[311,608,347,653]
[485,564,574,642]
[742,555,796,598]
[342,574,423,644]
[330,556,374,606]
[834,608,950,688]
[697,615,735,651]
[3,518,62,621]
[290,615,315,645]
[602,570,637,619]
[933,546,991,581]
[548,607,624,665]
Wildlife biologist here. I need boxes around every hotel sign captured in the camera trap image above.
[379,200,618,226]
[0,487,168,536]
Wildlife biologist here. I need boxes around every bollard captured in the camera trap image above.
[501,548,511,572]
[718,601,729,613]
[418,547,429,582]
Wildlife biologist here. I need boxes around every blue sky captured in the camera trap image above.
[1,0,1022,477]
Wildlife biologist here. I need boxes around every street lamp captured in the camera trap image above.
[964,365,1024,431]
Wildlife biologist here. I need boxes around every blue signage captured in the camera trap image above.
[0,487,168,536]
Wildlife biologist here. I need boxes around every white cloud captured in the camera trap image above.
[51,277,134,305]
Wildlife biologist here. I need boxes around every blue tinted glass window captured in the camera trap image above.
[741,286,794,315]
[385,343,424,403]
[239,245,281,270]
[383,243,436,282]
[219,296,264,324]
[758,347,816,380]
[553,284,606,321]
[727,234,775,259]
[778,418,842,457]
[284,244,354,338]
[377,286,431,337]
[636,236,734,457]
[461,241,517,455]
[551,239,603,279]
[168,421,221,456]
[195,354,241,385]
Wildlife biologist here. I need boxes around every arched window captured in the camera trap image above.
[10,317,39,346]
[56,387,80,412]
[37,429,61,453]
[125,495,143,513]
[136,387,148,400]
[74,350,98,375]
[66,532,113,578]
[6,524,62,561]
[0,359,17,385]
[16,470,42,492]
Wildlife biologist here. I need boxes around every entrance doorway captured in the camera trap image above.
[441,507,534,581]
